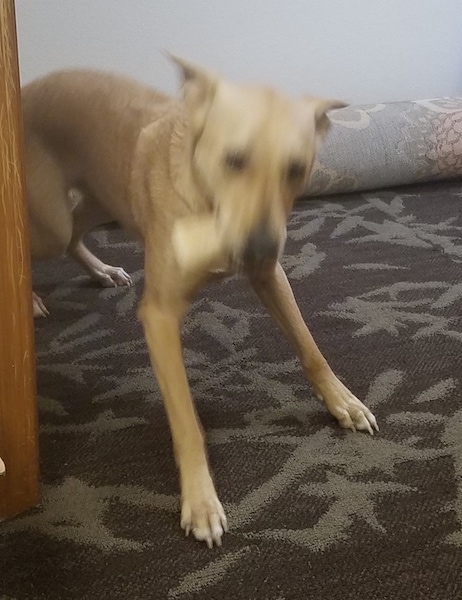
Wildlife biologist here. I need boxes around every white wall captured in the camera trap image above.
[15,0,462,104]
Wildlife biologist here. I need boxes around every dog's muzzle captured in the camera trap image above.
[242,223,280,268]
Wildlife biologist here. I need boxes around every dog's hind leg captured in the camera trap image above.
[26,134,74,316]
[250,262,378,434]
[67,194,131,288]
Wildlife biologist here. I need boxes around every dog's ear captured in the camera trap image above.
[168,53,218,130]
[305,96,348,139]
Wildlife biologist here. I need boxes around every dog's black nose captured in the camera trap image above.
[243,225,280,265]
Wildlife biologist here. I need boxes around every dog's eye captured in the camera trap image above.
[225,152,247,171]
[287,161,306,181]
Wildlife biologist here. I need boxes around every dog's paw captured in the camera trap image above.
[317,375,378,435]
[181,478,228,548]
[92,265,132,288]
[32,292,50,318]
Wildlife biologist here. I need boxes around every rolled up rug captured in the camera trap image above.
[306,97,462,196]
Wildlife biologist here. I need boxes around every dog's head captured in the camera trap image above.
[171,55,346,274]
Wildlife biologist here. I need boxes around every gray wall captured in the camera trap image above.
[16,0,462,104]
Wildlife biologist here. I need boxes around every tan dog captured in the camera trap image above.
[23,57,378,547]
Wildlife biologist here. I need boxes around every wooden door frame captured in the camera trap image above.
[0,0,40,519]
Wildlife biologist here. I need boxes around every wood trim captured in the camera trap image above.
[0,0,40,519]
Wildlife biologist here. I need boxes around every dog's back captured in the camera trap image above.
[22,70,177,221]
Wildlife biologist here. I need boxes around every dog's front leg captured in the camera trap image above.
[138,295,228,547]
[250,262,378,434]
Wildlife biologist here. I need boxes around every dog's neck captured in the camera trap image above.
[169,114,214,216]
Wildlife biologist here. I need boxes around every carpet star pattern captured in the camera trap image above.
[2,182,462,599]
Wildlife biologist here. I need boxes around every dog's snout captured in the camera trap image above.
[243,225,280,265]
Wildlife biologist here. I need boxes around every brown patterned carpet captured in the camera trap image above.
[1,181,462,599]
